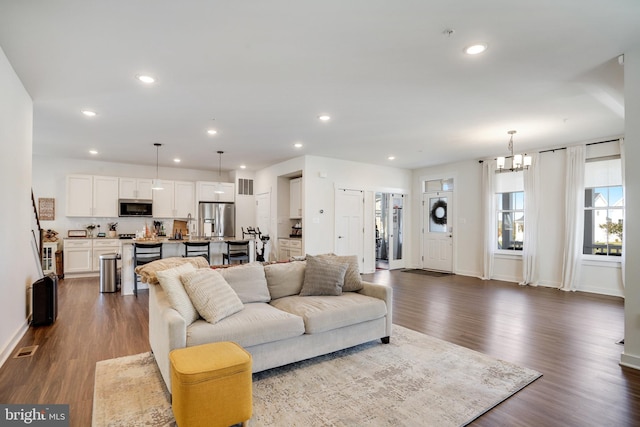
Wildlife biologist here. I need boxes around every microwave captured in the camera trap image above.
[119,199,153,217]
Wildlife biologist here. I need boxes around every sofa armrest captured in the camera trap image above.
[358,281,393,338]
[149,284,187,390]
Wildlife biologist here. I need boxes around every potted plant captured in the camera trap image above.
[86,224,97,238]
[108,222,118,238]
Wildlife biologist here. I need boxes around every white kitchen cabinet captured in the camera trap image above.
[92,239,121,271]
[64,239,93,273]
[119,177,153,200]
[66,174,118,217]
[153,181,195,218]
[196,181,235,203]
[279,238,303,261]
[289,177,302,218]
[66,175,93,216]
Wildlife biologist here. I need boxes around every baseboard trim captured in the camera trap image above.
[0,319,29,368]
[620,352,640,371]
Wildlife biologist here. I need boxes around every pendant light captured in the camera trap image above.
[214,150,225,194]
[496,130,532,173]
[152,143,164,190]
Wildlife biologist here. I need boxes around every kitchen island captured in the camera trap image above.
[120,237,255,296]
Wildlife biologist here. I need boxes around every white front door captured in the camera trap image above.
[423,191,453,272]
[335,189,364,271]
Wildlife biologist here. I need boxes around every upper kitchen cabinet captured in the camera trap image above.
[119,178,153,200]
[289,177,302,219]
[153,180,195,218]
[196,181,235,203]
[66,174,119,217]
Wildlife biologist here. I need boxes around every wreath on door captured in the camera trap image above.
[430,200,447,225]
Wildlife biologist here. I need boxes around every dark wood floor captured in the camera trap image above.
[1,270,639,426]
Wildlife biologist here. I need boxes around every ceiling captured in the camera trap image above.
[0,1,637,173]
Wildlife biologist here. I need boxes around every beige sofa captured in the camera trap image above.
[145,256,393,390]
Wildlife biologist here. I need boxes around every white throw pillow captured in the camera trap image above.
[264,261,306,300]
[155,263,198,324]
[217,261,271,304]
[181,268,244,324]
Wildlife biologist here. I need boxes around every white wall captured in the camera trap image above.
[256,155,412,273]
[622,45,640,370]
[32,155,232,237]
[411,146,624,297]
[0,46,38,366]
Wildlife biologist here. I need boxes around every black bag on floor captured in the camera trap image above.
[32,273,58,326]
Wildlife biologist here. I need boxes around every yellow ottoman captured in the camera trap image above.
[170,342,253,427]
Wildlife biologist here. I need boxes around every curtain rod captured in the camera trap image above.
[478,137,621,163]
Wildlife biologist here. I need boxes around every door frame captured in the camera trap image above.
[421,175,456,273]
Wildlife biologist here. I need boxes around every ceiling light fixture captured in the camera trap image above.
[152,143,164,190]
[214,150,226,194]
[136,74,155,84]
[240,165,247,169]
[89,150,98,155]
[496,130,531,173]
[207,129,218,135]
[82,110,97,117]
[464,43,487,55]
[318,115,331,121]
[294,142,303,148]
[388,156,395,160]
[174,158,181,163]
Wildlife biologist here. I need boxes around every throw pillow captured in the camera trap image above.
[181,269,244,324]
[317,253,363,292]
[135,256,209,285]
[299,254,348,296]
[217,262,271,304]
[264,261,306,299]
[155,263,198,324]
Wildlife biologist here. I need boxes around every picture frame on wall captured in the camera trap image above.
[38,197,55,221]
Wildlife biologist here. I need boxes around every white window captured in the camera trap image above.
[495,171,524,251]
[583,157,623,256]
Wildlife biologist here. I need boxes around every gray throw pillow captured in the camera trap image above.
[317,253,363,292]
[299,254,348,296]
[264,260,306,300]
[181,268,244,324]
[217,261,271,304]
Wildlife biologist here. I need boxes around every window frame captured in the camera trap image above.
[496,190,525,254]
[582,184,624,259]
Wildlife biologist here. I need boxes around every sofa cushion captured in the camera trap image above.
[264,261,306,300]
[217,262,271,304]
[299,255,348,296]
[317,254,363,292]
[181,269,244,324]
[187,302,305,348]
[270,293,387,334]
[155,263,198,325]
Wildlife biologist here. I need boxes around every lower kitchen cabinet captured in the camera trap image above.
[64,239,120,274]
[279,238,303,261]
[92,239,121,271]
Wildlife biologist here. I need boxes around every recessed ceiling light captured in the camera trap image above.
[388,156,395,160]
[464,44,488,55]
[240,165,247,169]
[89,150,98,155]
[318,115,331,121]
[136,74,156,84]
[294,142,303,148]
[173,158,181,163]
[207,129,218,135]
[82,110,97,117]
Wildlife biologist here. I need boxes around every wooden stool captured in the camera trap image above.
[170,342,252,427]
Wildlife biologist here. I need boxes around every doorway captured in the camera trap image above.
[335,189,365,271]
[375,193,404,270]
[422,191,453,272]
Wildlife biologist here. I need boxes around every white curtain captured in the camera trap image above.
[561,146,585,291]
[520,153,540,286]
[620,138,626,288]
[482,159,496,280]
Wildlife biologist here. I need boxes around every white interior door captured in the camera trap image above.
[388,194,405,270]
[335,189,364,271]
[423,191,453,272]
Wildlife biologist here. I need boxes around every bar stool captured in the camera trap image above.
[222,241,250,264]
[133,242,163,296]
[183,241,210,264]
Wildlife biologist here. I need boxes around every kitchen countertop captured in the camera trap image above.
[121,237,249,244]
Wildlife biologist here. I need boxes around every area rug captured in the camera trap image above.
[401,268,453,277]
[92,326,541,427]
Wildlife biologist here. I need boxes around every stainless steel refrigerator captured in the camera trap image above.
[198,202,235,238]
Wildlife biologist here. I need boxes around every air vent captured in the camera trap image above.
[238,178,254,195]
[14,345,39,358]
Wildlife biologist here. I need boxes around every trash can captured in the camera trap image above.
[99,253,120,293]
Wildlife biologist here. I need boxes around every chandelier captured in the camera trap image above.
[496,130,531,172]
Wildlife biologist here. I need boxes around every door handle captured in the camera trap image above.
[338,236,343,239]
